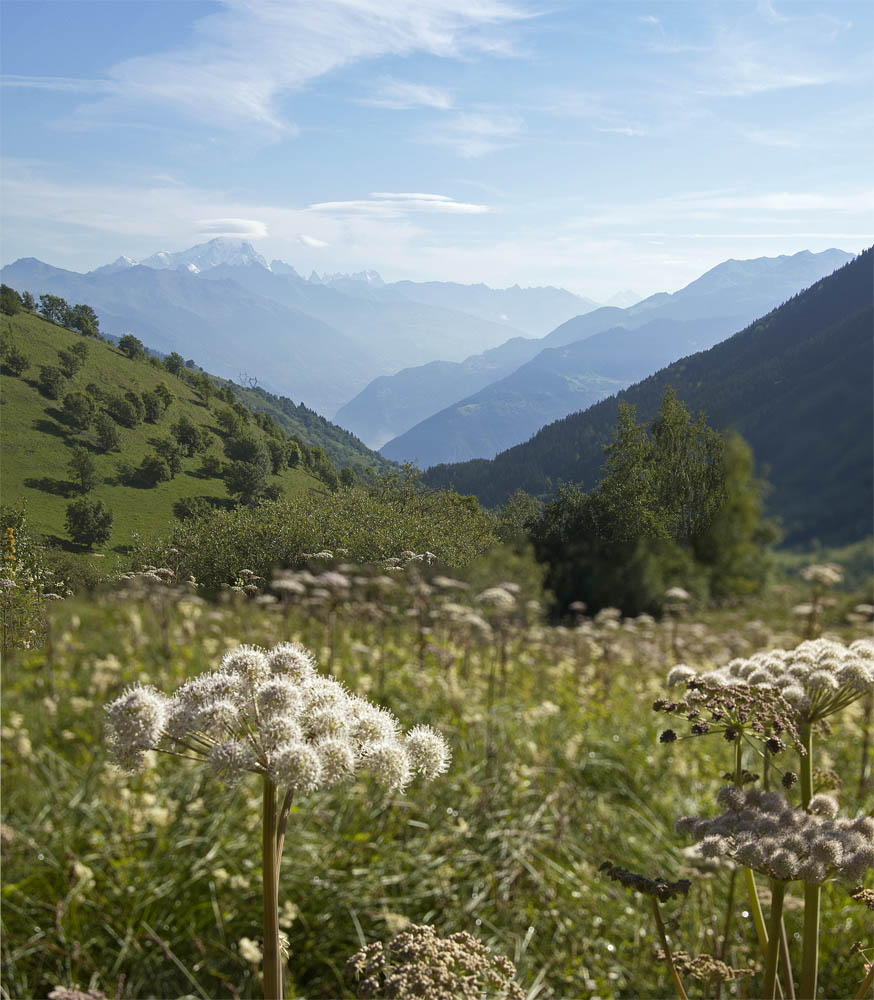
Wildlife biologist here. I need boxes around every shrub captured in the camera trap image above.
[94,413,121,453]
[67,445,99,494]
[137,477,496,591]
[1,284,23,315]
[57,342,89,378]
[65,498,113,548]
[37,365,67,399]
[118,333,145,360]
[0,336,29,376]
[138,455,171,487]
[104,391,144,428]
[61,391,96,431]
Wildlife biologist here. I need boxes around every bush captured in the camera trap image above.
[61,391,96,431]
[57,342,89,378]
[65,498,113,548]
[37,365,67,400]
[0,336,29,376]
[94,413,121,453]
[154,438,183,478]
[104,391,144,428]
[118,334,146,360]
[67,445,100,494]
[223,459,269,505]
[136,478,496,591]
[173,496,216,521]
[198,455,223,479]
[1,284,23,315]
[138,455,171,487]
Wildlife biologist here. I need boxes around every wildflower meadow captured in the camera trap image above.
[2,555,872,999]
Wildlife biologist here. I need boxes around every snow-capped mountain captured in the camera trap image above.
[139,237,269,273]
[89,255,138,276]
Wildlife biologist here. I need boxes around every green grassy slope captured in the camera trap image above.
[0,311,327,553]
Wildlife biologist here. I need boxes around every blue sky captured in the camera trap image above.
[2,0,872,298]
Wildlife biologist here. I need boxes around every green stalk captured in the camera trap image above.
[854,960,874,1000]
[735,737,772,971]
[764,880,787,999]
[744,867,771,965]
[799,723,820,1000]
[651,896,689,1000]
[262,777,282,1000]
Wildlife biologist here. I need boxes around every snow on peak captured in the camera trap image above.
[139,237,269,272]
[89,255,138,275]
[311,269,385,287]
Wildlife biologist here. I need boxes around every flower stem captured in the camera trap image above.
[735,737,774,978]
[854,960,874,1000]
[262,777,282,1000]
[764,880,787,999]
[651,896,689,1000]
[799,723,820,1000]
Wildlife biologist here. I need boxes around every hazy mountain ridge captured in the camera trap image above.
[3,238,597,419]
[341,248,852,452]
[380,313,745,466]
[423,249,873,546]
[1,258,376,417]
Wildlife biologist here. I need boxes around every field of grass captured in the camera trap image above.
[2,557,872,1000]
[0,311,328,555]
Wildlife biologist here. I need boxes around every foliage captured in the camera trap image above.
[57,342,89,378]
[93,413,121,453]
[37,364,67,399]
[104,391,144,429]
[532,392,772,615]
[1,283,23,315]
[61,392,96,431]
[0,334,29,376]
[67,445,99,494]
[222,459,270,505]
[118,333,146,360]
[64,498,113,548]
[137,476,496,591]
[172,414,210,457]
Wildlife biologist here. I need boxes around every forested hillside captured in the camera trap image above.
[0,300,357,551]
[424,249,873,545]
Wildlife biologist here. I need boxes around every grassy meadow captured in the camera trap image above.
[2,556,872,1000]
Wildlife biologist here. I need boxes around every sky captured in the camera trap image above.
[1,0,872,299]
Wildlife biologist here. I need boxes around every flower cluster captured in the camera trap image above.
[656,951,753,986]
[666,638,874,723]
[598,862,691,902]
[346,924,524,1000]
[675,786,874,884]
[655,678,803,754]
[105,642,450,792]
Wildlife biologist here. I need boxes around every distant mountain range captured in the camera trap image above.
[424,248,874,546]
[2,238,598,417]
[352,248,852,459]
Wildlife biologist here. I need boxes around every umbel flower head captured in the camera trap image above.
[666,638,874,723]
[675,786,874,885]
[105,642,450,793]
[346,924,524,1000]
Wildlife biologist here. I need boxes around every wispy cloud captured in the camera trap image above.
[63,0,528,134]
[1,75,114,93]
[297,234,331,248]
[197,218,268,237]
[425,111,523,157]
[362,78,453,110]
[308,192,489,217]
